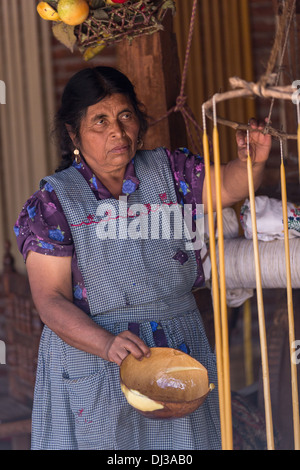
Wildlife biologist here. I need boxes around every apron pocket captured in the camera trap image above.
[63,364,117,450]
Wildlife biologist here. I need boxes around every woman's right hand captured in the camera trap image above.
[104,330,151,366]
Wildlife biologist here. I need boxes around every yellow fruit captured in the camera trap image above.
[57,0,90,26]
[83,42,106,61]
[37,2,61,21]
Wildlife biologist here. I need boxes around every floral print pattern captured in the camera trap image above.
[122,178,137,195]
[48,227,65,242]
[289,206,300,232]
[150,321,168,347]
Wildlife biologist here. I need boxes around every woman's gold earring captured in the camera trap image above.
[74,149,81,164]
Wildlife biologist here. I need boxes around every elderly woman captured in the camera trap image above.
[15,66,271,450]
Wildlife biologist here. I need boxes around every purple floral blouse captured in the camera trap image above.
[14,148,205,314]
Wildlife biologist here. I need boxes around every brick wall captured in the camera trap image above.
[51,36,117,109]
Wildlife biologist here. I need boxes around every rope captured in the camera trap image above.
[150,0,204,155]
[263,0,297,133]
[179,0,198,98]
[260,0,295,86]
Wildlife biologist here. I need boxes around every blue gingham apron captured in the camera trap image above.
[31,148,221,450]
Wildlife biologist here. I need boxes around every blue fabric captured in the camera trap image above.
[32,148,221,450]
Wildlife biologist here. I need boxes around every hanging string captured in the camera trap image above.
[260,0,295,86]
[150,0,204,155]
[264,0,297,133]
[246,129,275,450]
[212,95,233,450]
[202,105,227,449]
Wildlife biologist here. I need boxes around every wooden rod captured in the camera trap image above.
[280,143,300,450]
[203,77,299,141]
[246,133,275,450]
[212,97,233,449]
[202,107,226,449]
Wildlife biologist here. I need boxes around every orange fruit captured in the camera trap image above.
[57,0,89,26]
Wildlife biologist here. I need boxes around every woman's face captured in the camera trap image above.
[77,93,140,177]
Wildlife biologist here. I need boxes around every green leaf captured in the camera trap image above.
[52,22,76,52]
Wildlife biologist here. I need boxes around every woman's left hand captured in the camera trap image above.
[235,118,272,165]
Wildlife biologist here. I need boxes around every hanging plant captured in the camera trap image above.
[36,0,176,60]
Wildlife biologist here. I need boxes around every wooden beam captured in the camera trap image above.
[117,13,187,151]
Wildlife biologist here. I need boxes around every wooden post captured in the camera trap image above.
[117,13,187,151]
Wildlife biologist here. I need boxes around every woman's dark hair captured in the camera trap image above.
[54,66,149,172]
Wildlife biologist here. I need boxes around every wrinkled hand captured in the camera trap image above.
[104,330,151,366]
[236,118,272,164]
